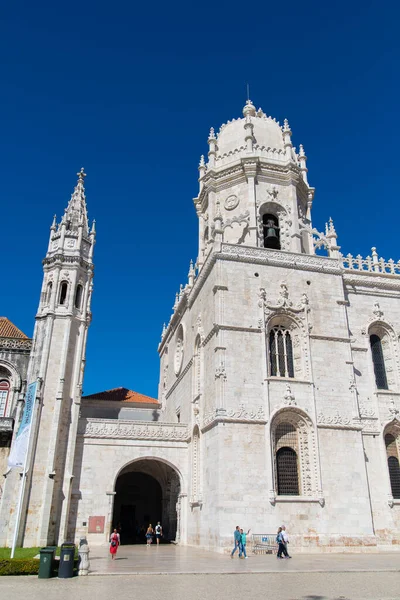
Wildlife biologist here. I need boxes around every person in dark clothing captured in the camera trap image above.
[230,525,242,558]
[276,526,288,558]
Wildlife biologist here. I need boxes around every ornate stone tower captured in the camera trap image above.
[158,99,381,551]
[0,169,95,547]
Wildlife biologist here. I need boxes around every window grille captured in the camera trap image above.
[385,433,400,499]
[370,334,388,389]
[276,447,299,495]
[0,380,10,417]
[269,327,294,378]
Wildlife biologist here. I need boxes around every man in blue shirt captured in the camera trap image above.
[230,525,242,558]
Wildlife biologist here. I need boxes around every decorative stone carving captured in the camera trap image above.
[373,302,384,319]
[358,402,376,418]
[224,194,239,211]
[215,363,227,380]
[317,412,351,427]
[361,419,380,434]
[223,211,250,245]
[267,186,279,200]
[283,384,296,406]
[219,243,342,274]
[174,326,184,376]
[203,405,265,427]
[79,419,189,441]
[388,399,399,419]
[0,338,32,351]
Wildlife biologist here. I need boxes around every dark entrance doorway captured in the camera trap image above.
[112,459,180,544]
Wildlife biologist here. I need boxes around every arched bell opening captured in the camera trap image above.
[112,459,181,544]
[263,213,281,250]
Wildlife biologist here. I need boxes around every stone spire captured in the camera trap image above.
[63,168,89,234]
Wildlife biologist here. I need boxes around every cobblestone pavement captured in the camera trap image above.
[0,572,398,600]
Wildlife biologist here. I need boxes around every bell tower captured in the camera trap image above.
[194,99,318,266]
[0,169,95,547]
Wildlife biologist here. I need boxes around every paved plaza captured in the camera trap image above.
[86,543,400,575]
[0,546,399,600]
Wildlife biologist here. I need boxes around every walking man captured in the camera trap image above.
[155,521,163,545]
[230,526,242,558]
[281,525,292,558]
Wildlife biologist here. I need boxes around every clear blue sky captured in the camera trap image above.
[2,1,399,398]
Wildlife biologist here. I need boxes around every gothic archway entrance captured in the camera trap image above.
[112,459,181,544]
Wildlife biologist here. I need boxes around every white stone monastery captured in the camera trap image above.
[1,99,400,552]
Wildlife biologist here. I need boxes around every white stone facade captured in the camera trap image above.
[1,102,400,552]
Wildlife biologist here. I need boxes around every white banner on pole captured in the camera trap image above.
[8,381,37,469]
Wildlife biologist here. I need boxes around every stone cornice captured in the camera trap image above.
[201,405,266,433]
[310,334,350,343]
[218,244,342,274]
[344,272,400,291]
[78,418,189,442]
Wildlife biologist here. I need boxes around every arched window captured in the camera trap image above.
[275,422,300,495]
[0,380,10,417]
[46,282,52,305]
[74,284,83,309]
[385,433,400,499]
[370,334,388,390]
[269,326,294,378]
[58,281,68,306]
[276,447,299,495]
[263,213,280,250]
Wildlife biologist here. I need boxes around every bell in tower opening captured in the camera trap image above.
[263,214,280,250]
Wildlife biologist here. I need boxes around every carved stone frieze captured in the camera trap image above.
[283,384,296,406]
[79,419,189,441]
[203,405,265,428]
[219,243,342,274]
[0,338,32,351]
[317,412,351,427]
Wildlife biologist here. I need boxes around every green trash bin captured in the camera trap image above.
[58,542,75,578]
[38,547,55,579]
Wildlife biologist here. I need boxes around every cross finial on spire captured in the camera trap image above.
[77,167,86,182]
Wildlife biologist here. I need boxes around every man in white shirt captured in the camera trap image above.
[281,526,292,558]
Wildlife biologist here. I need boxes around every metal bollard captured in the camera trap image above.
[78,537,90,576]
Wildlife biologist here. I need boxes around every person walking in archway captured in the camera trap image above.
[110,528,120,560]
[146,523,154,546]
[155,521,163,545]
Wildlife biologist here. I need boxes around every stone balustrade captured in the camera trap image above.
[341,248,400,276]
[78,418,189,441]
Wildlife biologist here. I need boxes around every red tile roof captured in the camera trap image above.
[0,317,29,339]
[82,387,159,405]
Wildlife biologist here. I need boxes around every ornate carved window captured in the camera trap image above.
[269,326,294,378]
[370,334,388,390]
[74,284,83,309]
[263,213,280,250]
[0,380,10,417]
[58,281,68,306]
[385,432,400,499]
[272,411,319,498]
